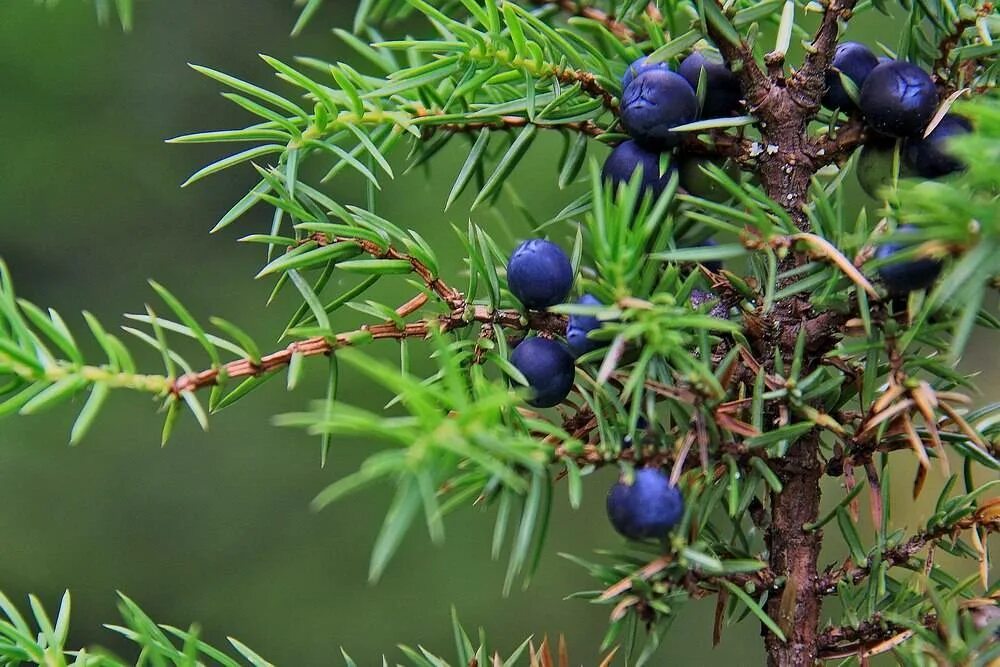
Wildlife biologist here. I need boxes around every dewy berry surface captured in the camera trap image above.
[621,55,671,91]
[678,50,741,119]
[823,41,879,111]
[566,293,603,357]
[602,140,676,199]
[606,468,685,540]
[904,114,972,178]
[620,69,698,149]
[510,337,576,408]
[875,225,943,295]
[507,239,573,310]
[859,61,938,137]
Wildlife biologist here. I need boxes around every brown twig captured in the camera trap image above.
[931,12,984,85]
[169,236,567,395]
[808,116,869,167]
[791,0,862,110]
[814,504,1000,595]
[416,110,607,138]
[818,596,999,659]
[528,0,664,42]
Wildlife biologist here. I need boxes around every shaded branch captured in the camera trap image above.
[526,0,651,41]
[705,18,771,109]
[818,597,999,660]
[170,235,567,395]
[931,6,993,87]
[815,506,1000,595]
[807,116,868,167]
[416,110,608,138]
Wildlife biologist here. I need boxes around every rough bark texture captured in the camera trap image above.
[705,4,860,661]
[765,433,824,667]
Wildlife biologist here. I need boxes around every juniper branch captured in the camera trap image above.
[815,505,1000,595]
[791,0,862,110]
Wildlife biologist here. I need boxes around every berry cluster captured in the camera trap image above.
[506,240,688,540]
[823,41,962,292]
[604,50,742,202]
[506,239,577,409]
[504,40,973,543]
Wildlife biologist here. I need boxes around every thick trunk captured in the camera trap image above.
[764,433,823,666]
[756,104,824,666]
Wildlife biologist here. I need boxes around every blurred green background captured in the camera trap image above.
[0,2,995,664]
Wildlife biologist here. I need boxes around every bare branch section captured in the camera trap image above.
[703,5,771,107]
[527,0,664,41]
[169,236,565,395]
[791,0,862,110]
[816,503,1000,594]
[416,109,607,138]
[818,597,999,660]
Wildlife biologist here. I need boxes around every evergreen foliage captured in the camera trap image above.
[7,0,1000,664]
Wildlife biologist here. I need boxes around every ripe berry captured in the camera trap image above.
[689,288,728,318]
[621,69,699,149]
[904,114,972,178]
[622,55,671,91]
[823,41,879,111]
[566,294,604,357]
[606,468,684,540]
[677,156,740,202]
[678,50,741,118]
[602,140,676,200]
[856,139,906,199]
[859,61,938,137]
[511,337,576,408]
[507,239,573,310]
[875,225,943,295]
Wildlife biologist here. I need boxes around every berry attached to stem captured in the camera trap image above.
[602,140,676,200]
[823,41,879,111]
[507,239,574,310]
[859,61,938,137]
[621,55,671,91]
[875,224,944,295]
[904,114,972,178]
[510,337,576,408]
[620,69,699,149]
[566,294,604,357]
[678,50,742,119]
[606,468,684,540]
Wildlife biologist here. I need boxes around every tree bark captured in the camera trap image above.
[764,432,823,667]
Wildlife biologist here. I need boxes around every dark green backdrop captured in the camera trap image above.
[0,2,994,664]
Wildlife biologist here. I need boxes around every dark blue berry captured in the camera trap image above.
[823,42,879,111]
[856,139,905,199]
[904,114,972,178]
[622,56,671,91]
[678,156,740,202]
[859,61,938,137]
[507,239,573,310]
[621,69,699,149]
[566,294,604,357]
[678,51,742,119]
[511,337,576,408]
[689,288,728,319]
[606,468,684,540]
[875,225,943,295]
[602,140,676,200]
